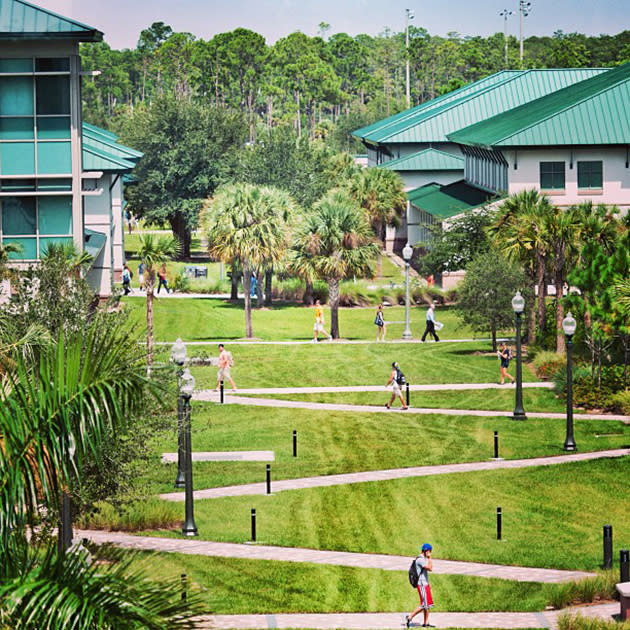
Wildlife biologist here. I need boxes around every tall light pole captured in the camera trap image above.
[519,1,531,65]
[405,8,414,109]
[499,9,513,68]
[511,291,527,421]
[171,337,187,488]
[562,312,577,452]
[58,434,76,555]
[402,242,413,340]
[180,368,198,536]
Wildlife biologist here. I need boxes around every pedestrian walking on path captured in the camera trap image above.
[216,343,237,391]
[386,362,408,410]
[313,299,332,342]
[157,263,170,294]
[497,342,515,385]
[375,304,386,342]
[121,263,132,295]
[407,543,434,628]
[421,304,440,343]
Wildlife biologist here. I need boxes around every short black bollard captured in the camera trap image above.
[603,525,613,569]
[406,382,410,407]
[220,380,224,404]
[181,573,187,601]
[621,549,629,583]
[494,431,499,459]
[266,464,271,494]
[251,508,256,542]
[293,430,297,457]
[496,507,502,540]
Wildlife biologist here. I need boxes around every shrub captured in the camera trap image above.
[77,499,181,532]
[548,571,617,610]
[554,364,627,411]
[171,272,191,293]
[557,614,630,630]
[609,389,630,414]
[532,350,565,380]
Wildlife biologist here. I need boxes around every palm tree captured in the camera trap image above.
[137,234,180,367]
[203,183,294,338]
[292,190,379,339]
[488,190,553,344]
[0,241,22,284]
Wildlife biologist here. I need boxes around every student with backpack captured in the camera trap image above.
[385,362,408,410]
[406,543,435,628]
[497,342,515,385]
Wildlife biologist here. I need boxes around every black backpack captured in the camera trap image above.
[408,556,420,587]
[395,366,406,386]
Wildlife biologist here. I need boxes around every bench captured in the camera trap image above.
[617,582,630,619]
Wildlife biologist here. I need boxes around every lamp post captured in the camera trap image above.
[405,8,415,109]
[519,1,531,64]
[499,9,513,68]
[180,368,198,536]
[562,312,577,451]
[171,338,187,488]
[402,243,413,340]
[511,291,527,420]
[58,434,76,555]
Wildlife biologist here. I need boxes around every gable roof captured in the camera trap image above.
[0,0,102,41]
[448,63,630,148]
[353,68,607,145]
[82,123,141,172]
[407,180,497,219]
[379,148,464,172]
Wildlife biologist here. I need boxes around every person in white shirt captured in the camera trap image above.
[421,303,440,343]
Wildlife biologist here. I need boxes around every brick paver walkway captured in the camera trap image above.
[160,449,629,501]
[161,451,274,464]
[75,530,593,583]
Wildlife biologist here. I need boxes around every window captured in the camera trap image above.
[540,162,566,190]
[577,161,603,189]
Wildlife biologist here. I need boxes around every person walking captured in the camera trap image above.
[138,262,145,291]
[157,263,170,294]
[406,543,435,628]
[216,343,237,391]
[375,304,386,342]
[421,303,440,343]
[497,342,515,384]
[385,362,408,410]
[312,299,332,342]
[121,263,132,295]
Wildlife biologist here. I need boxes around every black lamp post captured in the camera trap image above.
[180,368,198,536]
[511,291,527,421]
[171,338,187,488]
[58,435,76,555]
[402,243,413,340]
[562,312,577,451]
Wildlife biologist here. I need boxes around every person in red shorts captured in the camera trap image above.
[406,543,434,627]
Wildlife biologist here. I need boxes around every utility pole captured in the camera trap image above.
[499,9,513,68]
[405,8,414,109]
[519,1,531,65]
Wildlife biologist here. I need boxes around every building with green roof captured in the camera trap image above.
[0,0,140,296]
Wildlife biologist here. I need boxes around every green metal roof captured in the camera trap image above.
[84,228,106,260]
[407,180,497,219]
[379,148,464,172]
[448,63,630,148]
[82,123,141,172]
[0,0,102,41]
[354,69,608,145]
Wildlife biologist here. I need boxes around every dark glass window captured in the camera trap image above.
[2,196,36,234]
[35,58,70,72]
[35,76,70,115]
[577,161,603,189]
[540,162,565,190]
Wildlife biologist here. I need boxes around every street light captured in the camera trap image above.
[180,368,198,536]
[59,434,76,554]
[519,0,532,64]
[405,8,415,109]
[511,291,527,421]
[499,9,513,68]
[562,312,577,452]
[171,338,187,488]
[402,243,413,340]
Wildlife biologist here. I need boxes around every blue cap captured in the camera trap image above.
[421,543,432,551]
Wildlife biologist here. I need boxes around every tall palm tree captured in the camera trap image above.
[203,183,294,338]
[488,190,553,344]
[137,234,180,367]
[292,190,379,339]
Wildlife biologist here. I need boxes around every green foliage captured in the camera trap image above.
[547,571,617,610]
[77,499,181,532]
[554,364,627,411]
[531,350,565,380]
[558,613,630,630]
[609,389,630,414]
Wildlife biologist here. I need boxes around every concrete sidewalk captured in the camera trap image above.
[159,449,630,501]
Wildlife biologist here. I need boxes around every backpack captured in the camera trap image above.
[395,366,406,386]
[408,556,420,587]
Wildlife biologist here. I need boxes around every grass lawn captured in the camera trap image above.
[136,552,556,614]
[146,457,630,571]
[145,402,630,493]
[121,298,511,343]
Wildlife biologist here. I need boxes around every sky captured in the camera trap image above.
[34,0,630,50]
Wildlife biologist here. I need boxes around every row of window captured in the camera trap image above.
[540,161,603,190]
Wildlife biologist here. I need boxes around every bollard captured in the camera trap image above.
[181,573,187,601]
[603,525,613,570]
[496,507,502,540]
[621,549,629,583]
[293,430,297,457]
[406,383,410,407]
[220,380,224,404]
[266,464,271,494]
[251,508,256,542]
[494,431,499,459]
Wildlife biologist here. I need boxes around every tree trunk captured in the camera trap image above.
[243,265,253,338]
[304,279,314,305]
[169,214,191,259]
[328,277,340,339]
[491,321,497,352]
[535,252,546,339]
[555,269,565,354]
[230,266,240,300]
[145,269,155,372]
[264,266,273,307]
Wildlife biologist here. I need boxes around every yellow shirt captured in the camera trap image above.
[315,305,323,323]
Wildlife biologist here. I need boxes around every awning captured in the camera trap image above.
[84,228,107,261]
